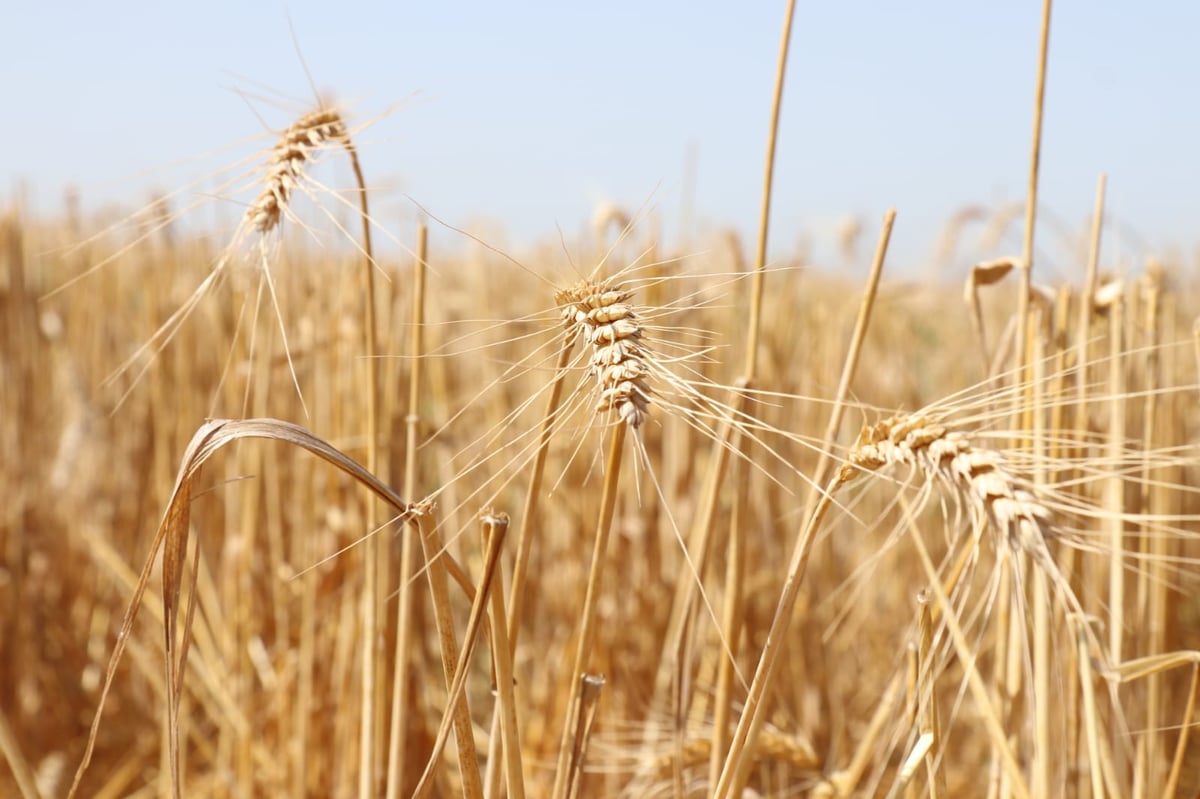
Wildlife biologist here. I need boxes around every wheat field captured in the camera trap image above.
[4,7,1200,799]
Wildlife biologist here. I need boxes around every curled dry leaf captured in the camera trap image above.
[1093,278,1125,310]
[962,256,1019,304]
[69,417,428,799]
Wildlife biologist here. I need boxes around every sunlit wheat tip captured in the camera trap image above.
[557,280,652,428]
[247,107,348,234]
[843,414,1053,560]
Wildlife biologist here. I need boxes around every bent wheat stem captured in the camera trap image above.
[414,510,485,798]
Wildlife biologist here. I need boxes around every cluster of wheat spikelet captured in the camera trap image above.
[246,108,347,234]
[844,414,1061,580]
[557,279,652,428]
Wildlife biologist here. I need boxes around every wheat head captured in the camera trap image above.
[246,108,348,234]
[557,280,652,428]
[842,414,1058,578]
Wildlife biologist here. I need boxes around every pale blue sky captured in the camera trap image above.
[3,1,1197,275]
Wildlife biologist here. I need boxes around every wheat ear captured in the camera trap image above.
[246,108,348,234]
[556,280,652,428]
[843,415,1055,565]
[844,414,1092,612]
[715,413,1081,799]
[844,415,1106,700]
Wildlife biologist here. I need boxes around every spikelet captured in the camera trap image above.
[246,108,348,234]
[556,279,652,428]
[842,415,1053,563]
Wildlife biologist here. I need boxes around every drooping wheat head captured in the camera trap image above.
[845,416,1046,552]
[246,108,348,235]
[841,413,1081,618]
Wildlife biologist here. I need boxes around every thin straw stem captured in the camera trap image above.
[743,0,797,379]
[482,513,525,799]
[385,223,428,799]
[712,472,846,799]
[341,133,384,799]
[551,422,628,799]
[1015,0,1054,384]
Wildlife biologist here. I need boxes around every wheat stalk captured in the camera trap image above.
[242,103,391,796]
[549,271,656,797]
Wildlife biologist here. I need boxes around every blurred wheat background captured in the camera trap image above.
[4,2,1200,798]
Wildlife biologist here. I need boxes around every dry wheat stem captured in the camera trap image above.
[480,513,526,799]
[233,101,386,792]
[242,103,383,792]
[712,470,844,799]
[821,544,978,797]
[566,674,607,799]
[412,509,485,798]
[704,214,892,797]
[798,209,895,519]
[1139,271,1167,799]
[482,337,577,798]
[905,511,1032,799]
[1014,0,1053,383]
[744,0,797,380]
[411,514,507,799]
[551,421,629,799]
[0,704,42,799]
[707,434,750,791]
[1164,663,1200,797]
[386,224,428,799]
[348,139,383,799]
[504,336,577,640]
